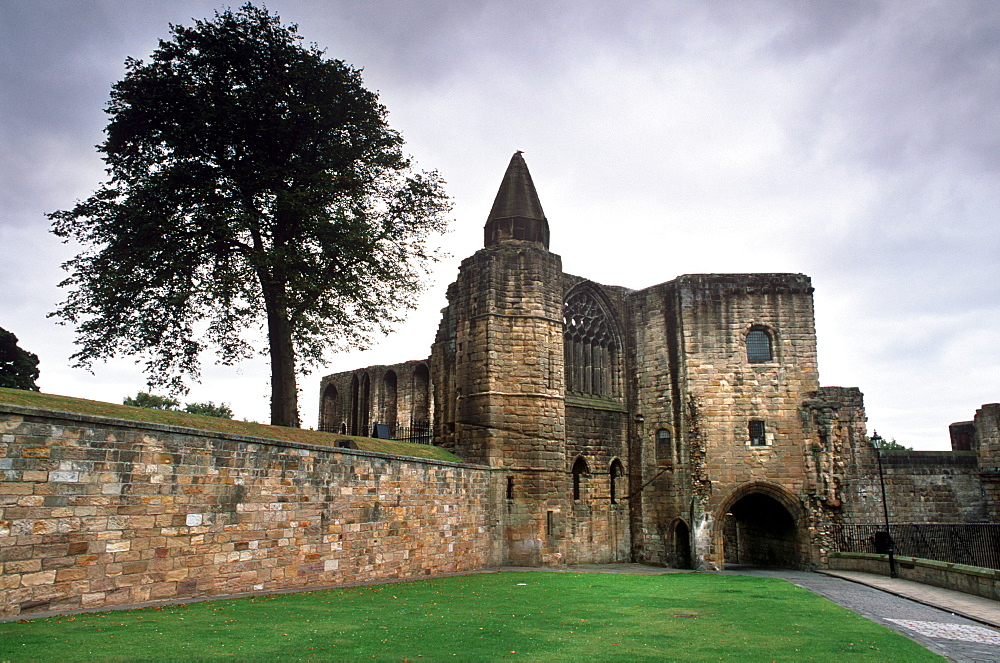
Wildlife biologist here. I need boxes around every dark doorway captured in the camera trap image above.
[674,520,692,569]
[723,492,798,568]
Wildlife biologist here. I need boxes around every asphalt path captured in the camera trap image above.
[730,568,1000,662]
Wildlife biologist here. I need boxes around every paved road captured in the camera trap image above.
[731,568,1000,662]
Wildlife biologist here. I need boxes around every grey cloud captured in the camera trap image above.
[0,0,996,444]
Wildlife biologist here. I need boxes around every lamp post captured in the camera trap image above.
[871,431,897,578]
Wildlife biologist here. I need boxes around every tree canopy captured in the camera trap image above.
[122,391,180,410]
[50,4,450,427]
[123,391,233,419]
[868,434,911,451]
[0,327,40,391]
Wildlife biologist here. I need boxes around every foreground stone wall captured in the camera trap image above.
[0,405,495,618]
[829,552,1000,602]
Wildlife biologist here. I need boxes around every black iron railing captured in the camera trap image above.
[832,523,1000,570]
[317,421,432,445]
[390,422,432,445]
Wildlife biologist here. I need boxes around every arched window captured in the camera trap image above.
[564,286,621,397]
[321,384,340,433]
[359,372,371,437]
[381,370,397,430]
[572,456,590,501]
[412,364,430,428]
[609,459,623,504]
[747,327,773,363]
[349,374,360,436]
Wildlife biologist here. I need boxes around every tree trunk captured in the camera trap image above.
[263,286,300,428]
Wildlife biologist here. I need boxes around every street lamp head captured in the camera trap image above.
[871,431,883,447]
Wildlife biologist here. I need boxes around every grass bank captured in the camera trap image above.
[0,387,460,463]
[0,572,940,661]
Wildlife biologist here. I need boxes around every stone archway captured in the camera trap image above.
[715,483,806,569]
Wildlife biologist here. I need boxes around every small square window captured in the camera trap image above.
[656,428,672,459]
[749,420,767,446]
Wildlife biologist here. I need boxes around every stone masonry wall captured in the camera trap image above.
[975,404,1000,521]
[670,274,821,568]
[432,243,568,566]
[564,402,630,563]
[839,448,987,524]
[319,360,433,438]
[0,405,495,618]
[627,281,689,566]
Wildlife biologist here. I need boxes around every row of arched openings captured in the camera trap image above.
[321,364,430,436]
[571,456,624,504]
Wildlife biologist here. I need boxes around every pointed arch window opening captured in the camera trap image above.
[609,459,623,504]
[564,289,622,398]
[359,373,371,438]
[349,375,360,436]
[320,384,340,433]
[381,370,398,431]
[411,363,431,432]
[572,456,589,501]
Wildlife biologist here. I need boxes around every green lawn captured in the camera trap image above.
[0,387,460,463]
[0,572,940,661]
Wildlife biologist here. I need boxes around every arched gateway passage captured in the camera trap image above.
[717,484,804,569]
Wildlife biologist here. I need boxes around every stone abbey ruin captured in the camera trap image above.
[1,153,997,618]
[320,152,999,571]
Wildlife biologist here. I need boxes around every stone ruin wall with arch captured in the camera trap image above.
[317,153,1000,572]
[6,153,998,617]
[318,360,433,441]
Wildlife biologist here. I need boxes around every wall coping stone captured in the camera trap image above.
[566,394,627,413]
[829,551,1000,580]
[0,402,488,471]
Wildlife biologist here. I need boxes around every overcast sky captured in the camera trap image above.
[2,1,998,449]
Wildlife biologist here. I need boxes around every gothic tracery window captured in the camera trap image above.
[564,287,621,397]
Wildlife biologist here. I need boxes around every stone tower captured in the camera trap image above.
[431,152,568,565]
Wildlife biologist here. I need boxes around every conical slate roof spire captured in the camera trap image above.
[484,152,550,249]
[488,151,546,222]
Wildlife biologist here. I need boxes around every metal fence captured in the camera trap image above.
[389,423,432,445]
[831,523,1000,570]
[317,421,433,445]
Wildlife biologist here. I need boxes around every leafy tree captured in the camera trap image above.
[0,327,40,391]
[123,391,233,418]
[49,4,450,427]
[123,391,180,410]
[183,401,234,419]
[868,433,911,451]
